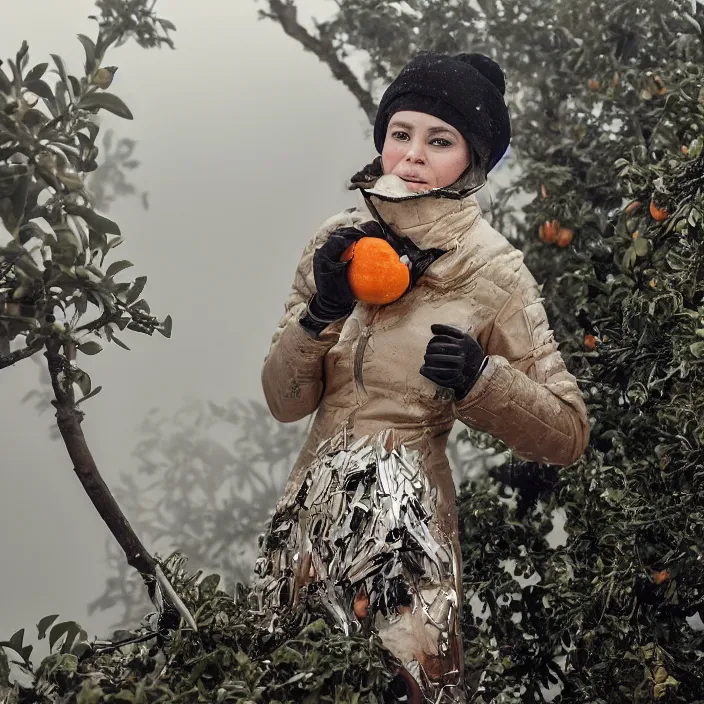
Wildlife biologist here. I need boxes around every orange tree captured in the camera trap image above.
[256,0,704,701]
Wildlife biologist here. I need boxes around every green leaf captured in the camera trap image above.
[130,296,150,312]
[24,62,48,83]
[64,204,121,236]
[68,75,82,99]
[0,66,13,95]
[24,79,54,102]
[0,629,33,666]
[71,641,91,659]
[106,235,124,252]
[57,169,83,191]
[158,314,173,338]
[11,172,30,224]
[125,276,147,305]
[682,11,702,33]
[78,92,133,120]
[106,260,133,277]
[50,54,72,98]
[633,236,649,257]
[9,629,24,652]
[0,645,9,687]
[37,614,60,640]
[690,341,704,358]
[89,227,107,256]
[76,385,102,404]
[16,41,29,73]
[621,246,636,271]
[22,107,47,128]
[158,19,177,31]
[74,370,91,396]
[76,34,97,74]
[48,621,81,654]
[78,341,102,355]
[15,254,42,279]
[198,574,221,599]
[110,334,130,351]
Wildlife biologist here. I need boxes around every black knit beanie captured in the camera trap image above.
[373,52,511,175]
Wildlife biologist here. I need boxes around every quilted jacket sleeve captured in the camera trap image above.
[261,209,366,422]
[453,264,590,466]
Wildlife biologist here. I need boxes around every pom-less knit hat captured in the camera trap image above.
[373,52,511,175]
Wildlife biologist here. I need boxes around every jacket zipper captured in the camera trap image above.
[353,308,380,397]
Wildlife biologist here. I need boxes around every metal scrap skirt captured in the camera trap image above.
[251,429,464,701]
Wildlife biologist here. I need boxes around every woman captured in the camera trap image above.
[252,52,589,701]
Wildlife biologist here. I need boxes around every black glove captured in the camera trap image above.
[420,323,486,401]
[300,227,366,335]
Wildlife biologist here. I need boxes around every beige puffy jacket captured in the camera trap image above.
[262,179,589,542]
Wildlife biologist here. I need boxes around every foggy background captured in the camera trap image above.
[0,0,510,641]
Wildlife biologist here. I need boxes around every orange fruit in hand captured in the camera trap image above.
[340,237,410,305]
[649,200,668,222]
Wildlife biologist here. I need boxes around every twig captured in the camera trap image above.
[261,0,377,124]
[0,341,43,370]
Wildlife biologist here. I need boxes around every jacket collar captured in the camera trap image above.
[357,174,483,250]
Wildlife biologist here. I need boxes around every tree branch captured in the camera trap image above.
[0,341,43,370]
[261,0,377,125]
[43,339,197,631]
[45,340,157,576]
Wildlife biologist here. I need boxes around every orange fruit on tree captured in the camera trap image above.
[557,227,574,247]
[649,200,669,222]
[652,569,669,584]
[353,584,369,619]
[587,78,600,91]
[340,237,410,305]
[538,219,559,244]
[624,200,642,215]
[584,334,597,350]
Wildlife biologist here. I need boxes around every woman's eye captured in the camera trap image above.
[431,138,453,147]
[392,131,409,141]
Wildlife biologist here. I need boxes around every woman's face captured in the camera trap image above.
[381,111,471,193]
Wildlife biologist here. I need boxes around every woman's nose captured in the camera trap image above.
[405,144,426,163]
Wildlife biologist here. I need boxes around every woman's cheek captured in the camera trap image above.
[382,144,404,173]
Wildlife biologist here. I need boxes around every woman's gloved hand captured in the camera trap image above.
[300,227,367,335]
[420,323,486,400]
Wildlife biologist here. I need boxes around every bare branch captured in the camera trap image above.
[0,341,43,370]
[261,0,377,124]
[43,339,197,631]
